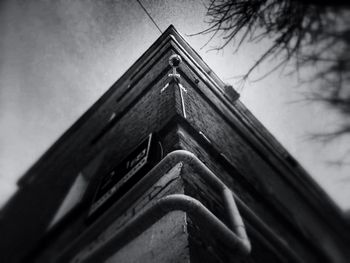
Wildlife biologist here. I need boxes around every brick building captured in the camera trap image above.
[0,25,349,262]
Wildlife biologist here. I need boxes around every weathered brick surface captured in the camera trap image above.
[105,211,189,263]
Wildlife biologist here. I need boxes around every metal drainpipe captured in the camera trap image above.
[66,150,303,263]
[152,150,303,262]
[70,150,250,263]
[81,194,249,263]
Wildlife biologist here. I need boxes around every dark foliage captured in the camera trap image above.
[195,0,350,139]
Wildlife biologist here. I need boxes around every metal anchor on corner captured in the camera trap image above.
[160,54,188,118]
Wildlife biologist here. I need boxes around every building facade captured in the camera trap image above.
[0,25,349,263]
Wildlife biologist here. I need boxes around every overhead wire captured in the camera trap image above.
[136,0,162,34]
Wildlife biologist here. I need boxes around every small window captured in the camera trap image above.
[47,151,106,230]
[47,173,88,229]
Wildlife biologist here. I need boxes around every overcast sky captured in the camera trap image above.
[0,0,349,210]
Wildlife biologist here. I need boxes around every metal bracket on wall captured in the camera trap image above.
[160,54,187,119]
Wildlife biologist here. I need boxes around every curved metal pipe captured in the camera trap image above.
[62,150,302,263]
[157,150,302,262]
[67,150,250,263]
[142,149,252,254]
[77,194,249,263]
[159,150,303,262]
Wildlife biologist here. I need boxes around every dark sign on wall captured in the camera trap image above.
[88,133,159,219]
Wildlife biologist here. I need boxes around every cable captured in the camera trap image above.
[136,0,162,34]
